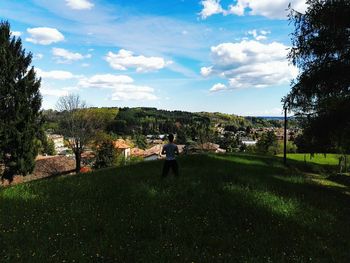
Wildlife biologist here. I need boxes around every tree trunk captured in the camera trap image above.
[345,155,347,173]
[75,151,81,173]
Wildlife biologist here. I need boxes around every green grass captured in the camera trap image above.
[1,153,350,262]
[278,153,344,166]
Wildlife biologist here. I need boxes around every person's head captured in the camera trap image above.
[168,133,174,142]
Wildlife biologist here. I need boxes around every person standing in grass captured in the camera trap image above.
[161,134,179,178]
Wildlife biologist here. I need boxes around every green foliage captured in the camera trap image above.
[94,140,117,169]
[0,154,349,262]
[42,109,60,132]
[0,21,42,182]
[133,133,147,150]
[115,152,126,167]
[57,95,105,173]
[175,127,189,144]
[268,141,297,156]
[284,0,350,153]
[108,107,281,137]
[43,139,56,156]
[256,131,278,154]
[36,128,56,156]
[245,117,282,128]
[129,155,144,165]
[215,133,239,152]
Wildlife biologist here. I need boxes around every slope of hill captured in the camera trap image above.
[0,154,349,262]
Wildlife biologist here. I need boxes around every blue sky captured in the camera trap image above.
[0,0,307,116]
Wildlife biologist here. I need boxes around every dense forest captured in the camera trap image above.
[43,107,293,136]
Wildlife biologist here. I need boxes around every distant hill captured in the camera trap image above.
[42,107,298,136]
[110,107,287,135]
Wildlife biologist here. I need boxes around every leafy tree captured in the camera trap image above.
[176,127,190,144]
[0,21,42,182]
[269,141,297,155]
[256,131,278,154]
[44,139,56,156]
[57,94,102,173]
[215,133,239,152]
[284,0,350,154]
[133,133,147,149]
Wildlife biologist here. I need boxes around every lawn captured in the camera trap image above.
[279,153,344,166]
[0,153,349,262]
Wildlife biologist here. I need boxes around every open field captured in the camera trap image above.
[0,153,349,262]
[279,153,345,166]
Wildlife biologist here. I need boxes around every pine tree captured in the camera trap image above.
[94,140,117,169]
[0,21,42,182]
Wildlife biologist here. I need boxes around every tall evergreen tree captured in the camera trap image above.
[0,21,42,182]
[283,0,350,153]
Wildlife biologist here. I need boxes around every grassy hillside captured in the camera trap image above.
[0,154,349,262]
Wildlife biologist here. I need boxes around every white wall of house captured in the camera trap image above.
[242,140,257,146]
[123,148,131,159]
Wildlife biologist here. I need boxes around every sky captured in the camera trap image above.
[0,0,307,116]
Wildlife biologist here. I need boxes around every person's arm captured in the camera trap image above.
[161,145,166,155]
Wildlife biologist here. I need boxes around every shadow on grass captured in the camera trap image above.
[0,153,349,262]
[327,174,350,188]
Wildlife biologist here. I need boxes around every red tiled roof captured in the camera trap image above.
[131,148,145,157]
[113,139,131,149]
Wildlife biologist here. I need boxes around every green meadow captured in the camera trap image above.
[0,154,349,262]
[279,153,345,166]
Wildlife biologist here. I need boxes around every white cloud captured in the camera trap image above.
[210,83,227,92]
[227,2,245,16]
[199,0,224,19]
[255,35,267,41]
[11,31,22,37]
[52,48,91,63]
[41,83,69,97]
[200,66,213,77]
[203,40,298,90]
[105,49,168,72]
[240,0,307,19]
[78,74,157,101]
[26,27,64,45]
[78,74,134,88]
[260,30,271,35]
[247,29,269,41]
[36,68,77,80]
[33,53,44,60]
[199,0,307,19]
[111,85,158,101]
[65,0,94,10]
